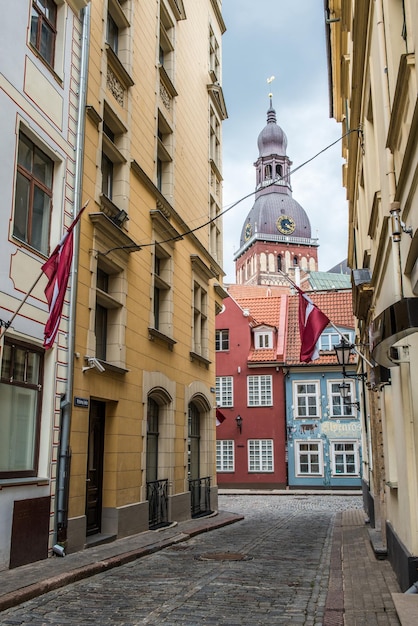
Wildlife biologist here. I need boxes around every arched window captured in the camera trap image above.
[265,164,272,179]
[293,256,299,266]
[276,164,282,178]
[188,402,200,480]
[146,397,159,483]
[277,255,282,271]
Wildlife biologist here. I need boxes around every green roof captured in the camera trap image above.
[308,271,351,290]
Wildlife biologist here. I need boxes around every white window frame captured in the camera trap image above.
[254,327,273,349]
[293,381,320,418]
[216,440,234,472]
[216,329,229,351]
[295,440,324,476]
[328,380,357,418]
[216,376,233,408]
[248,439,274,472]
[331,441,359,476]
[247,375,273,406]
[319,329,353,352]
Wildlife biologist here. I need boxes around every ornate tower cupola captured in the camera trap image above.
[234,96,319,287]
[255,97,292,194]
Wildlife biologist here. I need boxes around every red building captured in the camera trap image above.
[215,285,288,488]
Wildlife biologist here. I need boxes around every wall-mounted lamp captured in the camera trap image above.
[235,415,243,433]
[390,203,412,242]
[334,338,366,380]
[111,209,128,227]
[338,382,360,410]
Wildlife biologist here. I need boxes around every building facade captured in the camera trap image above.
[285,290,362,489]
[0,0,89,570]
[326,0,418,589]
[216,286,288,489]
[216,99,362,491]
[234,99,319,287]
[66,0,227,552]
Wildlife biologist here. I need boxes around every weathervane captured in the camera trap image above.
[267,75,275,99]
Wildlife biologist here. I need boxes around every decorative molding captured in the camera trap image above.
[166,0,186,21]
[189,351,211,368]
[207,83,228,120]
[150,210,182,243]
[209,0,226,34]
[387,54,415,152]
[191,254,217,282]
[213,282,229,299]
[148,327,177,350]
[367,191,381,239]
[107,67,125,107]
[89,212,141,254]
[159,65,178,98]
[160,81,171,111]
[86,105,102,128]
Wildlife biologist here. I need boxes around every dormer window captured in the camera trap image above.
[254,326,274,349]
[319,329,353,352]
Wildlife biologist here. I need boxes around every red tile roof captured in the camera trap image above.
[227,284,289,301]
[227,290,288,363]
[286,289,355,365]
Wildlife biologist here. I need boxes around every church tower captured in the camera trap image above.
[234,98,319,286]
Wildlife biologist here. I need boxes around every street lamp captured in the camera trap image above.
[337,381,360,411]
[236,415,243,433]
[334,337,366,380]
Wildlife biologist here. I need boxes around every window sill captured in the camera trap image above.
[148,327,177,350]
[0,477,49,489]
[190,351,211,368]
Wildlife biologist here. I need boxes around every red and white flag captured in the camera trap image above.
[42,204,87,349]
[298,289,330,363]
[216,408,226,426]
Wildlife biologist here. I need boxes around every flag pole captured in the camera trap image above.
[0,271,44,341]
[0,201,89,343]
[277,269,374,368]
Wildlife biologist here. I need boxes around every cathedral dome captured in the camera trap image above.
[257,104,287,157]
[239,193,311,248]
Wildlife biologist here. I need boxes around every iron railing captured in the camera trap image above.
[147,478,169,529]
[189,476,212,518]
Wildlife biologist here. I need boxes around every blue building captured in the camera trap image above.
[285,291,363,489]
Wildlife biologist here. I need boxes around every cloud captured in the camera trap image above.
[221,0,348,282]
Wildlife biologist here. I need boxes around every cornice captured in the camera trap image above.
[210,0,226,34]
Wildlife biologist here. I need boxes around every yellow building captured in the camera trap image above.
[66,0,228,552]
[325,1,418,591]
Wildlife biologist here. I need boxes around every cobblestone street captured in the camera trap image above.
[0,495,365,625]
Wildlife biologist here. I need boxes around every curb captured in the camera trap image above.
[0,513,244,613]
[323,512,344,626]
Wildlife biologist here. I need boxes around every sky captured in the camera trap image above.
[220,0,348,283]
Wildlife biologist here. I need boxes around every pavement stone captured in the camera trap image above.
[0,492,409,625]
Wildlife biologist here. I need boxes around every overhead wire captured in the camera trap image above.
[100,127,359,256]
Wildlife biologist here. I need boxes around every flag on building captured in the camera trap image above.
[216,409,226,426]
[298,288,330,362]
[42,205,86,349]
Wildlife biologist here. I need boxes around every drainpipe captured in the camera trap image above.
[376,0,402,299]
[55,3,91,549]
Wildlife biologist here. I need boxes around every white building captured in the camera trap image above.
[326,0,418,591]
[0,0,89,570]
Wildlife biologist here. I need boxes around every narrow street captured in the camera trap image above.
[1,495,364,625]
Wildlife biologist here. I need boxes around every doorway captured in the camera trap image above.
[85,400,105,536]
